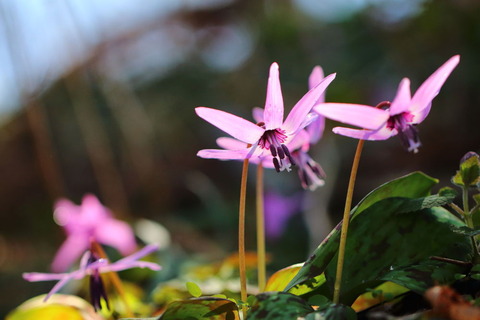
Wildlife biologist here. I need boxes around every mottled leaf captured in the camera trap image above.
[285,172,439,293]
[351,171,438,218]
[160,297,239,320]
[323,200,473,304]
[264,263,303,292]
[246,292,313,320]
[304,304,356,320]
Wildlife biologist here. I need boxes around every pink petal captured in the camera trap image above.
[112,244,159,265]
[81,194,111,224]
[195,107,264,144]
[23,272,68,282]
[50,234,90,272]
[309,66,325,90]
[332,125,396,141]
[314,103,389,130]
[53,199,79,228]
[44,276,76,300]
[410,55,460,115]
[389,78,412,116]
[252,107,264,123]
[307,115,325,144]
[95,220,137,256]
[283,73,336,134]
[197,148,252,160]
[216,137,249,150]
[411,102,431,124]
[263,63,284,129]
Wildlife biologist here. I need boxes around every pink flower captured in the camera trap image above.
[23,245,161,309]
[314,55,460,153]
[51,194,137,272]
[196,62,336,172]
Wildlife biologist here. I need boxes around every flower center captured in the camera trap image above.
[258,127,295,172]
[387,112,421,153]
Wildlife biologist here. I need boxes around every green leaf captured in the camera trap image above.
[160,297,239,320]
[186,281,203,298]
[325,200,473,304]
[450,225,480,237]
[247,292,313,320]
[351,171,438,218]
[6,294,98,320]
[304,304,357,320]
[285,172,439,293]
[452,152,480,187]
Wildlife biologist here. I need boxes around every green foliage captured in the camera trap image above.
[452,152,480,188]
[285,172,474,305]
[304,304,357,320]
[159,297,239,320]
[187,282,203,298]
[246,292,313,320]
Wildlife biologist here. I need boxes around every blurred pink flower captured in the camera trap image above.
[24,245,161,309]
[51,194,137,272]
[196,62,335,172]
[314,55,460,153]
[264,191,303,241]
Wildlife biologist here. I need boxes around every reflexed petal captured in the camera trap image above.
[314,103,389,130]
[197,148,252,160]
[307,115,325,144]
[105,261,162,273]
[411,102,432,124]
[410,55,460,115]
[283,73,336,134]
[44,276,76,300]
[112,244,159,265]
[309,66,325,90]
[95,220,137,256]
[195,107,264,144]
[333,125,396,141]
[264,63,284,129]
[23,272,69,282]
[216,137,249,150]
[389,78,412,116]
[51,235,90,272]
[287,129,310,151]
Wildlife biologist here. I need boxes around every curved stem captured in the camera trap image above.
[239,159,249,309]
[333,140,364,304]
[256,164,266,292]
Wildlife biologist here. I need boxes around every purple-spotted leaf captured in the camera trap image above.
[285,172,439,293]
[247,292,313,320]
[159,297,239,320]
[264,263,303,292]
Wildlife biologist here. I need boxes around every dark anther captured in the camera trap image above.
[277,146,285,159]
[273,158,281,172]
[270,145,277,157]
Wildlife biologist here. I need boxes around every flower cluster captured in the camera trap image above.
[196,55,459,187]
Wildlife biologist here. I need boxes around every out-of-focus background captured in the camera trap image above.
[1,0,479,315]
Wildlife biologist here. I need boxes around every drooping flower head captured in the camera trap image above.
[196,62,336,172]
[51,194,137,272]
[314,55,460,153]
[23,245,161,310]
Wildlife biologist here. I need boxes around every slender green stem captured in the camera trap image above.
[91,241,133,317]
[333,140,365,304]
[239,159,249,310]
[462,186,480,261]
[256,164,266,292]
